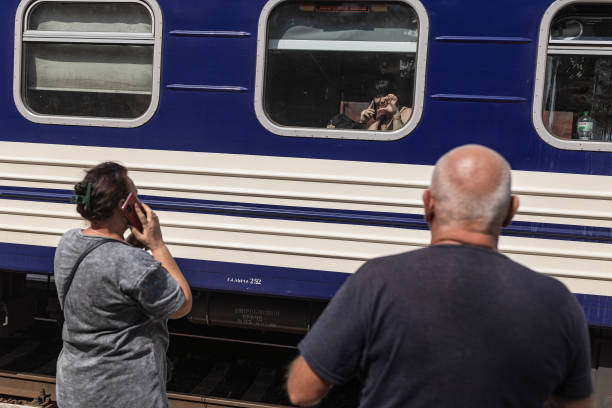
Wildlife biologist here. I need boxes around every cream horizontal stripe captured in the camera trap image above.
[0,207,414,244]
[0,224,377,261]
[0,208,77,219]
[1,156,612,201]
[513,187,612,201]
[535,268,612,282]
[501,244,612,262]
[0,155,417,187]
[3,173,612,220]
[0,172,422,207]
[518,206,612,221]
[552,277,612,297]
[2,206,612,260]
[1,215,611,265]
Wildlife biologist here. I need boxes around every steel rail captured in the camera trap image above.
[0,371,55,402]
[0,370,290,408]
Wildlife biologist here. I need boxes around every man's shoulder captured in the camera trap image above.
[358,245,493,272]
[354,246,441,281]
[358,245,567,291]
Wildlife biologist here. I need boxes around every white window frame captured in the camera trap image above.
[13,0,163,128]
[254,0,429,141]
[533,0,612,151]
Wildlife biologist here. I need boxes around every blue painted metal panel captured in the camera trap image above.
[430,94,527,103]
[0,241,346,299]
[0,242,56,275]
[576,294,612,328]
[0,0,611,176]
[435,36,532,44]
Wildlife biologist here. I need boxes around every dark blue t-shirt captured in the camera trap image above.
[299,245,592,408]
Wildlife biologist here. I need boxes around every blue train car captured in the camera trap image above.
[0,0,611,376]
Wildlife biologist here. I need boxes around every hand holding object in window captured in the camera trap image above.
[360,100,376,124]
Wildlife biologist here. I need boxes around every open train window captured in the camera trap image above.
[254,0,428,140]
[534,2,612,151]
[13,0,162,127]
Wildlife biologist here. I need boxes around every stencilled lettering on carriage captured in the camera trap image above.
[234,308,281,326]
[226,276,263,286]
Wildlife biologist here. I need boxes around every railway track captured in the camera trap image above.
[0,320,359,408]
[0,370,288,408]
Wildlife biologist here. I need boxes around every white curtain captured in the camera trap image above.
[26,43,153,94]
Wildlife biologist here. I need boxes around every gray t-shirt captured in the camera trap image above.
[54,229,185,408]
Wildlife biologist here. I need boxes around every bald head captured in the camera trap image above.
[429,145,512,232]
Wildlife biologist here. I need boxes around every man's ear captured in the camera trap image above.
[502,195,519,227]
[423,189,435,224]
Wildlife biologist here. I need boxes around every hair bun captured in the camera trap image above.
[74,182,86,195]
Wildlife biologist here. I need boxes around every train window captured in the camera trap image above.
[254,0,429,140]
[13,0,162,127]
[534,2,612,151]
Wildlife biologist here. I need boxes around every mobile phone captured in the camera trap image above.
[121,192,143,232]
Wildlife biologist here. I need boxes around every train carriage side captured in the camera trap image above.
[0,0,612,403]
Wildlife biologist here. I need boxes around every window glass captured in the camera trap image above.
[264,2,418,131]
[24,43,152,118]
[18,1,157,122]
[550,5,612,42]
[542,3,612,142]
[543,55,612,141]
[27,2,152,33]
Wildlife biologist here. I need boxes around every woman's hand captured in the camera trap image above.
[129,202,165,251]
[387,94,399,114]
[378,94,399,117]
[360,100,375,123]
[126,232,147,249]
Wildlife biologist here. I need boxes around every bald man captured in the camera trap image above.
[287,145,593,408]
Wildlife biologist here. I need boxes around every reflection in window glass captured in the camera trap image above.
[264,2,418,131]
[28,2,152,33]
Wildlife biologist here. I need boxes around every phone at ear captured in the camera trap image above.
[120,192,143,232]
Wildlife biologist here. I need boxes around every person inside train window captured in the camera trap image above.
[263,2,419,134]
[53,162,192,408]
[359,79,412,131]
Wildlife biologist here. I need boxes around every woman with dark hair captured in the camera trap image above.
[53,162,192,408]
[359,79,412,131]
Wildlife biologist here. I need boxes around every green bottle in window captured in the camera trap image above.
[577,111,593,141]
